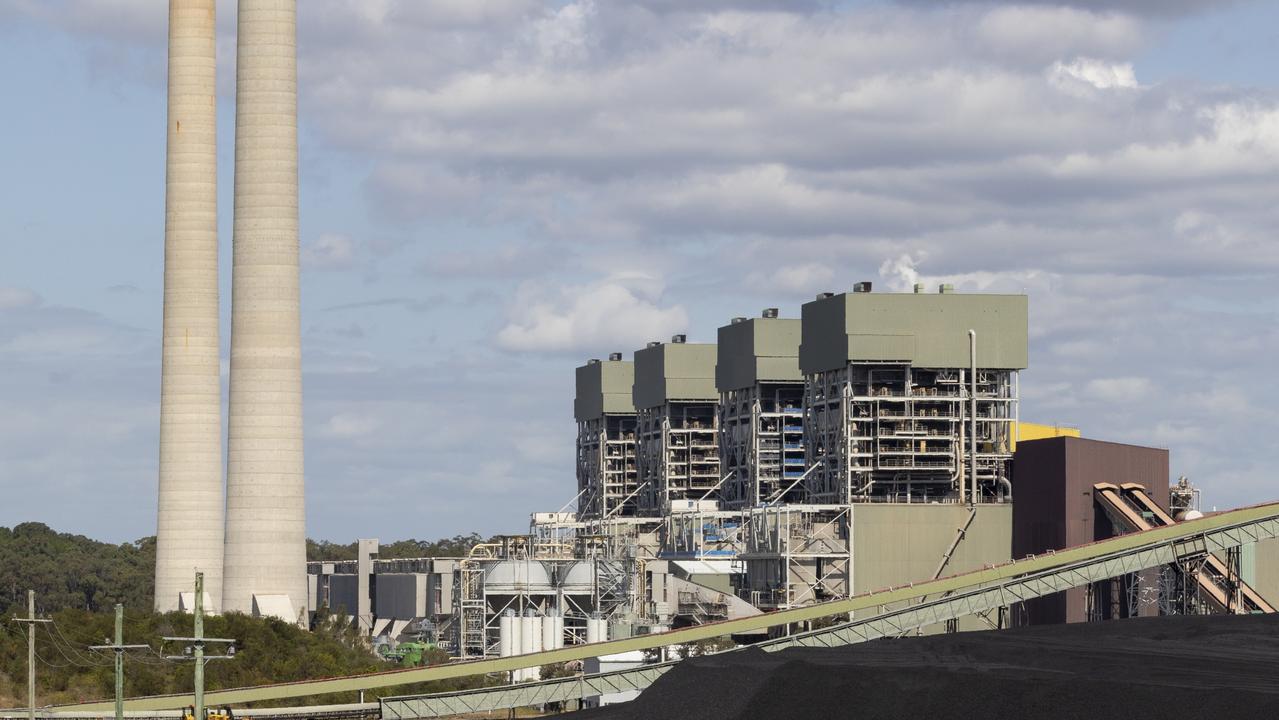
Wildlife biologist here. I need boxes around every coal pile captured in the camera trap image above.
[572,614,1279,719]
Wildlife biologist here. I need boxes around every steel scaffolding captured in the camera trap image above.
[719,383,805,508]
[637,403,721,514]
[577,415,638,519]
[804,364,1016,504]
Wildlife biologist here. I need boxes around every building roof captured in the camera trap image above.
[716,316,803,391]
[799,290,1029,373]
[633,341,718,409]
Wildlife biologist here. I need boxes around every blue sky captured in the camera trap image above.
[2,0,1279,543]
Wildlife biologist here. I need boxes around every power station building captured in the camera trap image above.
[575,355,639,520]
[307,283,1279,663]
[633,338,722,515]
[312,285,1033,653]
[716,310,806,509]
[799,286,1027,505]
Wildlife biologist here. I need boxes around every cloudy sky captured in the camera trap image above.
[2,0,1278,544]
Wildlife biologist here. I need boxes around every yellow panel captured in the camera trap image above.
[1012,421,1081,452]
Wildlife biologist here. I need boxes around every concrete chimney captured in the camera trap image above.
[222,0,307,621]
[154,0,224,614]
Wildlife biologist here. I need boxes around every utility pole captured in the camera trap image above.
[90,604,149,720]
[12,590,52,720]
[164,573,236,720]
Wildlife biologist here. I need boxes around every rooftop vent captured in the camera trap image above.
[731,317,746,324]
[647,341,661,348]
[938,284,955,294]
[853,281,873,293]
[608,352,623,361]
[762,308,779,318]
[671,334,687,344]
[913,283,925,294]
[587,358,600,365]
[817,292,835,300]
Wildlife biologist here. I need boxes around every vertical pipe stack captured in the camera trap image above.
[155,0,223,614]
[222,0,307,619]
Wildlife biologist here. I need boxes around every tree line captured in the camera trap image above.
[0,524,496,708]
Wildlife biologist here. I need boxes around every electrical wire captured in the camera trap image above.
[51,621,117,663]
[39,610,174,666]
[31,633,76,670]
[0,617,75,668]
[41,624,110,668]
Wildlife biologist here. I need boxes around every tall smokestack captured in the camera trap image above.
[155,0,223,614]
[222,0,307,621]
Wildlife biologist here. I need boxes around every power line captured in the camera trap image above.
[45,622,113,667]
[43,624,110,667]
[39,625,101,668]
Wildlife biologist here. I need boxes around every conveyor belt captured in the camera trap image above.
[54,499,1279,715]
[1094,483,1273,613]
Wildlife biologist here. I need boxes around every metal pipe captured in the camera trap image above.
[957,402,965,504]
[968,329,977,507]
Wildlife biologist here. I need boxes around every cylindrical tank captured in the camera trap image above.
[154,0,224,615]
[526,609,544,654]
[586,615,608,644]
[542,610,560,650]
[519,610,535,655]
[223,0,307,620]
[498,610,515,657]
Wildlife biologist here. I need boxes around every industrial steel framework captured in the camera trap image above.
[718,384,806,508]
[804,364,1016,504]
[739,505,851,611]
[637,403,720,514]
[62,500,1279,714]
[576,415,638,519]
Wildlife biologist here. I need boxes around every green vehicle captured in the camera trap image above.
[383,641,437,666]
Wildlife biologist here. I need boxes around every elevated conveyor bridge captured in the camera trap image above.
[45,499,1279,718]
[1094,483,1274,614]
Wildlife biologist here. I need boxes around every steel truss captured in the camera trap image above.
[381,665,672,719]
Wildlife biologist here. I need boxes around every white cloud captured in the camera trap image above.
[901,0,1235,19]
[0,287,41,310]
[749,263,837,296]
[1084,376,1153,402]
[1050,58,1139,90]
[496,275,688,353]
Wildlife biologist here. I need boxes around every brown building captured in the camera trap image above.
[1012,436,1170,625]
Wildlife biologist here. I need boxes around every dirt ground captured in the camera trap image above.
[569,614,1279,719]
